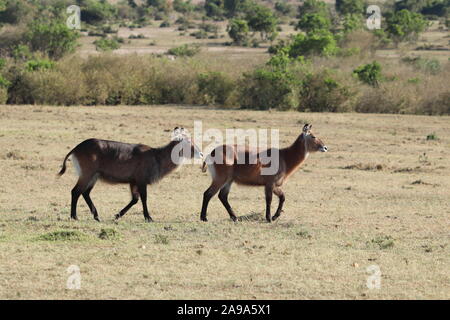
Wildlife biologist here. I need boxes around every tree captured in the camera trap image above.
[288,29,338,57]
[205,0,225,18]
[227,18,249,44]
[335,0,364,15]
[342,13,364,33]
[385,9,428,42]
[25,21,79,60]
[353,61,382,87]
[245,3,278,40]
[296,13,331,33]
[297,0,330,20]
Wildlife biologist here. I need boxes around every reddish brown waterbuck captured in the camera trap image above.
[200,124,327,222]
[58,127,203,222]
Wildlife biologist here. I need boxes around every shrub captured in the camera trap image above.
[342,14,364,33]
[402,56,441,74]
[353,61,382,87]
[299,69,355,112]
[80,0,118,24]
[25,21,79,60]
[240,68,299,110]
[335,0,364,15]
[274,1,293,16]
[296,13,331,33]
[197,71,235,105]
[288,29,339,57]
[385,9,429,43]
[167,44,201,57]
[25,59,55,72]
[227,18,250,45]
[245,3,278,40]
[297,0,331,20]
[94,37,121,51]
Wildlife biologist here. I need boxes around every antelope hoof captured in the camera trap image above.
[70,216,78,221]
[200,216,208,222]
[144,216,153,223]
[230,216,237,222]
[115,214,121,220]
[266,218,272,223]
[94,216,100,222]
[272,214,280,221]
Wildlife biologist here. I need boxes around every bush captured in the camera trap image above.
[296,13,331,33]
[274,1,293,16]
[94,37,121,51]
[385,9,429,43]
[25,59,55,72]
[25,21,79,60]
[227,18,250,45]
[197,71,235,105]
[299,70,355,112]
[335,0,364,15]
[402,56,441,74]
[80,0,118,24]
[288,29,339,57]
[353,61,382,87]
[167,44,201,57]
[245,3,278,40]
[297,0,331,20]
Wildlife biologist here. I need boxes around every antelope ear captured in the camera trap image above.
[302,124,312,134]
[172,127,182,141]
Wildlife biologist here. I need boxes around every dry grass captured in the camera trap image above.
[0,105,449,299]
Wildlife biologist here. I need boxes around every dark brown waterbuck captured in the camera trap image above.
[200,124,327,222]
[58,127,203,222]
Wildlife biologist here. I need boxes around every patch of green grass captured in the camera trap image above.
[426,133,438,140]
[367,235,394,249]
[98,228,120,240]
[154,234,169,245]
[36,230,87,242]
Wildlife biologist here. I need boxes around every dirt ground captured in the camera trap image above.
[0,105,448,299]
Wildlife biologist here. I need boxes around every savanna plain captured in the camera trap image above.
[0,105,448,299]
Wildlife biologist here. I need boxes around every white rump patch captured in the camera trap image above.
[71,155,81,176]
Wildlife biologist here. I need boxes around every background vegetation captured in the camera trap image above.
[0,0,449,114]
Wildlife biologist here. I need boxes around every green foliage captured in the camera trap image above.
[297,13,331,33]
[94,37,121,51]
[402,56,441,74]
[385,9,429,42]
[395,0,449,17]
[98,228,120,240]
[25,59,55,72]
[167,44,201,56]
[245,2,278,40]
[353,61,382,87]
[343,14,364,33]
[300,69,354,112]
[25,21,79,60]
[274,1,293,16]
[240,66,299,110]
[79,0,118,24]
[0,0,35,24]
[205,0,225,18]
[335,0,364,15]
[297,0,331,20]
[288,29,339,57]
[173,0,195,13]
[197,71,235,105]
[37,230,87,241]
[227,18,249,44]
[0,74,10,88]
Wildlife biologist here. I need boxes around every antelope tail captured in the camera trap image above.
[57,149,74,177]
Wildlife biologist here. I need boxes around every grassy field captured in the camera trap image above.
[0,105,449,299]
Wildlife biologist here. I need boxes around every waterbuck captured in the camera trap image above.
[58,127,203,222]
[200,124,327,222]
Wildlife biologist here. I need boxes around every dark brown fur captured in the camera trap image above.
[59,131,200,222]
